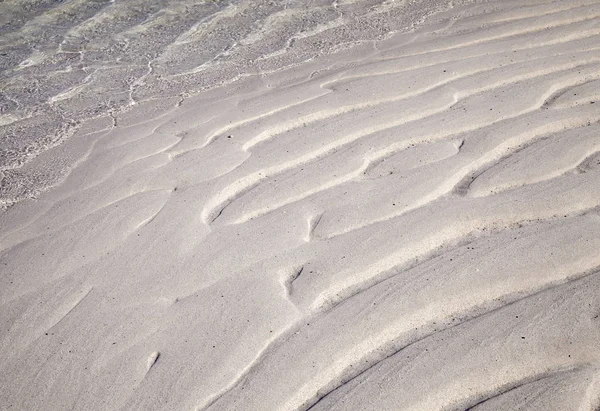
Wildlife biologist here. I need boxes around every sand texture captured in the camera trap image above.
[1,0,600,410]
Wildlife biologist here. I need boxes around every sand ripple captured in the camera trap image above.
[1,0,600,410]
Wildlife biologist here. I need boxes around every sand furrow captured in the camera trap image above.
[310,272,600,411]
[242,46,600,155]
[2,1,600,410]
[207,219,600,410]
[306,174,600,313]
[203,59,600,226]
[440,0,600,31]
[221,75,600,229]
[468,368,600,411]
[185,32,600,158]
[463,366,589,410]
[339,32,600,86]
[310,276,600,410]
[378,5,600,61]
[469,122,600,197]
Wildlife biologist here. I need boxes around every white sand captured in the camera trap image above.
[2,0,600,410]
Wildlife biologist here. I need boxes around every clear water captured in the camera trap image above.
[0,0,457,208]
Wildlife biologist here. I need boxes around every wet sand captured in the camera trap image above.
[1,0,600,410]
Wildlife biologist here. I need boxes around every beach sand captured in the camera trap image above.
[1,0,600,410]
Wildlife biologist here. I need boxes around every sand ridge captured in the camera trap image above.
[1,0,600,410]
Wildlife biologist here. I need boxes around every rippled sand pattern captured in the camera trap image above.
[0,0,457,207]
[1,0,600,410]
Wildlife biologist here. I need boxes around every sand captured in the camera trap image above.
[1,0,600,410]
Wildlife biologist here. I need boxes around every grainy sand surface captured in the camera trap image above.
[1,0,600,410]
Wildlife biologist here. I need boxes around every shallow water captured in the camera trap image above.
[2,1,600,409]
[0,0,460,208]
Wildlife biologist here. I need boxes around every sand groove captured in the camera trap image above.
[1,1,600,410]
[204,216,600,410]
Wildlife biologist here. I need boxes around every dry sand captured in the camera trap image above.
[1,0,600,410]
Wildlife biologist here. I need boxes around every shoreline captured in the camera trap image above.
[0,0,465,210]
[2,1,600,410]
